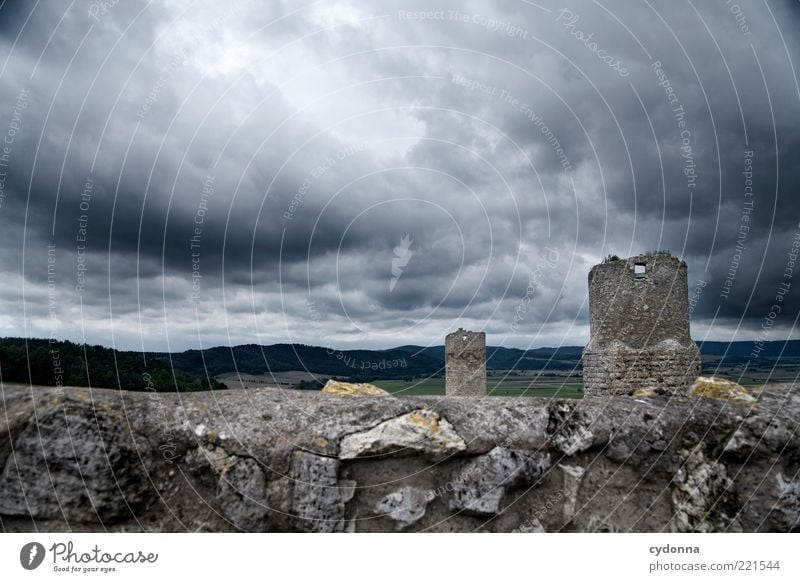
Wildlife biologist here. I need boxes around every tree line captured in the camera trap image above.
[0,337,224,392]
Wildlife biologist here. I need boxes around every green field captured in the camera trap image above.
[373,378,584,398]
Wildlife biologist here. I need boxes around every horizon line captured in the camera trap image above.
[2,335,798,355]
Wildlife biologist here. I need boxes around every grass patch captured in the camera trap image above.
[373,378,583,398]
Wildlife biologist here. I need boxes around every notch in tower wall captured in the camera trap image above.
[445,328,487,396]
[583,252,701,396]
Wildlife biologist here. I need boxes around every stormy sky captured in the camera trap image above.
[0,0,798,352]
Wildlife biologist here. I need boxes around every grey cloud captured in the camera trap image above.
[0,0,798,350]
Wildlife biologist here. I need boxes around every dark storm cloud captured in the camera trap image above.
[0,0,798,350]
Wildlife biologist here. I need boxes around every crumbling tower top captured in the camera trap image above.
[587,251,693,351]
[583,251,701,395]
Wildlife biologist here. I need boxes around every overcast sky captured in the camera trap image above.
[0,0,798,352]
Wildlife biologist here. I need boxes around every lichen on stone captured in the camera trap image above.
[690,376,757,404]
[670,443,742,532]
[321,380,389,396]
[339,409,466,460]
[449,447,551,516]
[773,473,800,532]
[291,451,346,533]
[548,402,594,456]
[374,486,434,529]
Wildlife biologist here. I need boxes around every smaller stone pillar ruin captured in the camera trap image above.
[445,328,487,396]
[582,252,701,395]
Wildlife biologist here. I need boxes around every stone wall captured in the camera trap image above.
[583,252,701,395]
[587,252,693,348]
[583,343,702,396]
[445,328,486,396]
[1,384,798,533]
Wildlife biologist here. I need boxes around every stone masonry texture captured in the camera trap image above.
[445,328,486,396]
[1,384,798,532]
[582,252,701,395]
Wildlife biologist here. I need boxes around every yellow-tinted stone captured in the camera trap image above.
[690,376,756,404]
[321,380,389,396]
[632,387,657,398]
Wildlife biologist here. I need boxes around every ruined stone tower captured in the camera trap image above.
[445,328,486,396]
[582,252,701,395]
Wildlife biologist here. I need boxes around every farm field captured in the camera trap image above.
[373,377,584,398]
[215,362,800,396]
[703,370,800,387]
[702,359,800,387]
[217,370,331,390]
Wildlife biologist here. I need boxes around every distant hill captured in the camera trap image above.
[154,343,444,380]
[393,344,583,371]
[153,339,800,380]
[697,340,800,358]
[0,337,224,392]
[3,337,798,389]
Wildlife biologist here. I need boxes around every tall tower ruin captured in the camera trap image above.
[582,252,701,395]
[445,328,486,396]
